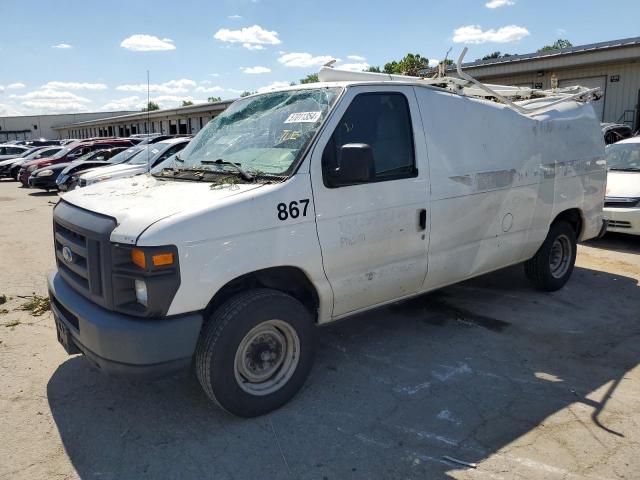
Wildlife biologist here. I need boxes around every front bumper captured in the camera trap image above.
[48,271,203,378]
[603,206,640,236]
[28,174,59,190]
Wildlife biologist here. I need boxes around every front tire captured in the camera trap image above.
[195,289,317,417]
[524,221,577,291]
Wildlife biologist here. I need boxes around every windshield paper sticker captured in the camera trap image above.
[285,111,322,123]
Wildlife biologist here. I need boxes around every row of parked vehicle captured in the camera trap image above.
[0,134,191,192]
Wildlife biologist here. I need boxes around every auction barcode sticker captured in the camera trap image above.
[284,111,322,123]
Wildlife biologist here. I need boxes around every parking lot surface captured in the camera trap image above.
[1,179,639,480]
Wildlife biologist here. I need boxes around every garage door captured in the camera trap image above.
[559,76,606,121]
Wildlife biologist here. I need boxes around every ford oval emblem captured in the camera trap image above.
[62,246,74,264]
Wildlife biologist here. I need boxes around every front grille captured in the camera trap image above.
[604,197,639,208]
[53,201,116,309]
[608,220,632,229]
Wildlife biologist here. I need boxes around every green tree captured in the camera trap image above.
[366,66,381,73]
[239,91,254,98]
[299,73,319,84]
[181,100,194,106]
[538,39,573,53]
[207,96,222,102]
[478,51,513,61]
[142,101,160,112]
[383,54,430,77]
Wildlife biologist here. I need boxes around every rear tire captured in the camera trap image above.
[524,221,577,291]
[195,288,317,417]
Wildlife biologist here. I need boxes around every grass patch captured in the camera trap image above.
[0,309,8,315]
[4,319,20,328]
[19,294,50,316]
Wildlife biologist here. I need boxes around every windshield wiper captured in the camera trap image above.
[201,158,253,181]
[174,154,184,163]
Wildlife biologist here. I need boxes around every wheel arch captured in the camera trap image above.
[203,266,321,323]
[552,208,584,239]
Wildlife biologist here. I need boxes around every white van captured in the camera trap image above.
[48,67,606,417]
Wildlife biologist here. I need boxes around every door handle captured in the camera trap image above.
[419,209,427,230]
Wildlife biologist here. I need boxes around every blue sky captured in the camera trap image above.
[1,0,639,115]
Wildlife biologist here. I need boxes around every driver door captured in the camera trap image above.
[310,86,430,317]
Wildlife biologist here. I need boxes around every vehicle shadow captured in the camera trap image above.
[47,265,640,479]
[585,232,640,255]
[27,190,59,197]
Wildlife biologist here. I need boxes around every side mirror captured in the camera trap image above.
[330,143,375,186]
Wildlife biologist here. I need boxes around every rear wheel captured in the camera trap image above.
[195,288,317,417]
[524,221,577,291]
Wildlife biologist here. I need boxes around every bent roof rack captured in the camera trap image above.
[318,48,602,117]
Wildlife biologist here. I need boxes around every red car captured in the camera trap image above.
[19,139,134,186]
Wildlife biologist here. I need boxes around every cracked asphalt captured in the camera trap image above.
[1,179,639,479]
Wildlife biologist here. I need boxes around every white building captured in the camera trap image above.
[0,111,135,142]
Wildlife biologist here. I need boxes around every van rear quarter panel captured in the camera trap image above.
[414,87,605,291]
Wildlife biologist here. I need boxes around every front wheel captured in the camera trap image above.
[524,221,577,291]
[195,289,317,417]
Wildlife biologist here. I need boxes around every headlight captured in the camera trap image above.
[37,169,54,177]
[134,280,148,306]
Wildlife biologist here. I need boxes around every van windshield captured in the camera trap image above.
[606,143,640,171]
[175,87,342,176]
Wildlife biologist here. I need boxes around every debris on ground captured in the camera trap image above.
[4,319,20,328]
[0,294,7,305]
[18,294,50,316]
[0,309,8,315]
[443,455,478,469]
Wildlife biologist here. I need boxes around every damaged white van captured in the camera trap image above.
[48,57,607,417]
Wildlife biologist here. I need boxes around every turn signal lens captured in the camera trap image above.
[131,249,146,269]
[152,252,174,266]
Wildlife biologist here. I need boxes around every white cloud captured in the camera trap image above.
[278,52,334,68]
[485,0,515,8]
[16,89,91,112]
[242,66,271,74]
[347,55,366,61]
[101,96,142,111]
[336,62,370,72]
[120,34,176,51]
[116,78,196,94]
[428,58,440,68]
[257,81,290,94]
[228,14,242,19]
[195,85,225,93]
[52,43,72,49]
[226,88,245,94]
[209,73,221,77]
[453,24,530,44]
[6,83,26,90]
[42,81,107,90]
[0,103,23,116]
[214,25,281,50]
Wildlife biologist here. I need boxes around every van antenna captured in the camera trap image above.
[147,69,151,169]
[436,47,452,78]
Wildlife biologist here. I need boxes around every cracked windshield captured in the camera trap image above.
[168,87,341,178]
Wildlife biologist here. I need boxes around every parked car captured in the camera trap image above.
[0,146,62,179]
[0,144,30,161]
[48,71,606,417]
[56,146,146,191]
[602,123,633,145]
[76,137,190,187]
[604,137,640,235]
[18,139,133,186]
[28,148,127,191]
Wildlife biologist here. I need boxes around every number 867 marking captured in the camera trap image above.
[277,199,310,221]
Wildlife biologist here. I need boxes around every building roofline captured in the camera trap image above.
[0,110,136,121]
[421,36,640,75]
[52,100,236,129]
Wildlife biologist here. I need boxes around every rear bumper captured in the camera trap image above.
[48,271,203,378]
[603,207,640,236]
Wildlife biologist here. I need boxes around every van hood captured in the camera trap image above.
[606,171,640,198]
[61,174,266,243]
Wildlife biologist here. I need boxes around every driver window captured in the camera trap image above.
[323,92,416,186]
